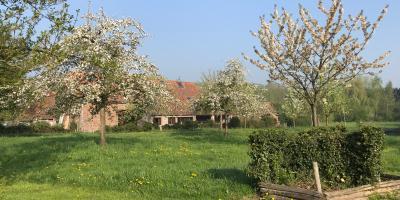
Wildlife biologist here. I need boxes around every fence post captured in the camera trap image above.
[313,161,323,194]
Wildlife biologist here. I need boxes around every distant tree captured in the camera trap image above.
[394,88,400,121]
[15,10,165,145]
[195,59,276,135]
[246,0,390,126]
[368,77,383,120]
[0,0,76,120]
[346,78,370,121]
[379,81,395,120]
[394,88,400,102]
[194,71,222,128]
[321,85,349,126]
[281,89,306,127]
[234,84,279,128]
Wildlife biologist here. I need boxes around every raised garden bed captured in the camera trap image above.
[259,174,400,200]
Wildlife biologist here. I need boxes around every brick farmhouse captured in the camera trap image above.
[22,80,212,132]
[21,80,279,132]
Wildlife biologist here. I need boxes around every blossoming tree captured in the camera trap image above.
[18,10,166,145]
[0,0,76,120]
[246,0,390,126]
[195,59,277,135]
[281,89,306,127]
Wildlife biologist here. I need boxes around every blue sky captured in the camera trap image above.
[68,0,400,86]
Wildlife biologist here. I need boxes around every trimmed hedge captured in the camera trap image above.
[0,122,66,135]
[162,120,199,130]
[107,122,155,132]
[248,126,384,188]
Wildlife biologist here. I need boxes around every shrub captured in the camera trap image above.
[32,122,65,133]
[108,122,155,133]
[228,117,240,128]
[69,121,78,131]
[198,120,219,128]
[345,126,385,185]
[248,125,384,188]
[181,120,198,130]
[138,122,155,131]
[108,122,138,132]
[0,121,66,135]
[0,124,31,135]
[161,121,199,130]
[161,123,181,130]
[31,121,52,132]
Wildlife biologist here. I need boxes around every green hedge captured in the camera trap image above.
[248,126,384,188]
[0,122,66,135]
[107,122,155,132]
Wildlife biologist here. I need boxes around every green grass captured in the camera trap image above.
[0,122,399,199]
[0,129,257,200]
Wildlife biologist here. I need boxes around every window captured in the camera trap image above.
[168,117,176,124]
[153,117,161,125]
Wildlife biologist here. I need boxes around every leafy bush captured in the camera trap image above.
[161,120,199,130]
[108,122,138,132]
[248,125,384,188]
[0,121,66,135]
[31,121,52,132]
[245,116,277,128]
[161,123,182,130]
[141,122,155,131]
[228,117,240,128]
[0,124,31,135]
[182,120,198,130]
[198,120,219,128]
[69,121,78,131]
[108,122,155,133]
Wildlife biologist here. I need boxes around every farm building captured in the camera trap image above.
[19,80,213,132]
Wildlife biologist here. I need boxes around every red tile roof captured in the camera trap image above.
[20,80,202,121]
[166,80,200,102]
[162,80,200,116]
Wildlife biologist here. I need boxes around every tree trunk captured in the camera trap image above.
[99,108,106,146]
[325,115,328,126]
[342,108,347,127]
[244,118,247,129]
[224,113,228,136]
[292,119,296,128]
[311,104,318,127]
[219,114,223,130]
[211,112,215,122]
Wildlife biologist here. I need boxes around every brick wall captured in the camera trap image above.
[78,104,126,132]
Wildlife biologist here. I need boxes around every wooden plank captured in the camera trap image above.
[313,162,323,194]
[259,182,322,196]
[260,188,324,200]
[259,182,325,200]
[325,180,400,200]
[259,179,400,200]
[325,180,400,197]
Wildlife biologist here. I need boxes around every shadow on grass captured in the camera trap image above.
[169,128,251,145]
[0,134,140,184]
[384,128,400,136]
[207,168,256,187]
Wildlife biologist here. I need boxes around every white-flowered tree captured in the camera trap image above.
[195,59,277,135]
[281,89,306,127]
[15,10,167,145]
[246,0,390,126]
[0,0,76,120]
[194,71,222,128]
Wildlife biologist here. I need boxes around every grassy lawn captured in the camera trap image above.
[0,122,399,199]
